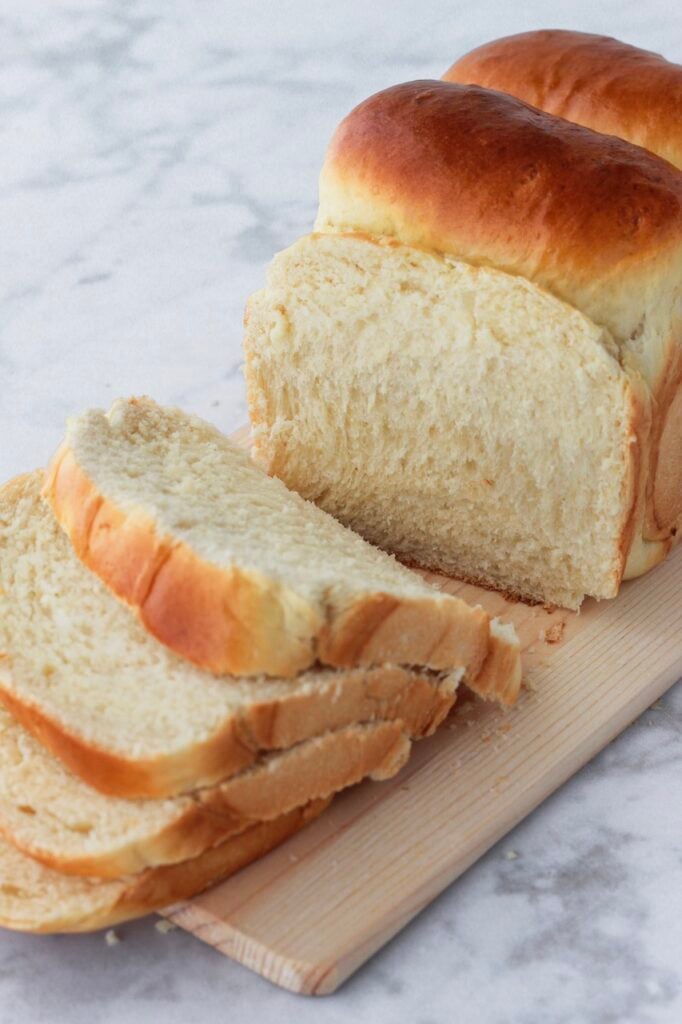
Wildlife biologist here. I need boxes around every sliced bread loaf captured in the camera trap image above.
[246,80,682,608]
[0,799,328,933]
[0,703,408,878]
[43,397,498,679]
[0,473,461,799]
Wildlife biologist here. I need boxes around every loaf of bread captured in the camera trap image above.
[0,473,461,799]
[43,397,507,681]
[0,702,407,878]
[443,31,682,169]
[0,799,329,933]
[245,79,682,608]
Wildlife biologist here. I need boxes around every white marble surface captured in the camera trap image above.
[1,1,680,1021]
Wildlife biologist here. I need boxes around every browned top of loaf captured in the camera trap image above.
[443,31,682,170]
[317,81,682,340]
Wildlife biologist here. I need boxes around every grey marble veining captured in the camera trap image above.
[0,2,680,1021]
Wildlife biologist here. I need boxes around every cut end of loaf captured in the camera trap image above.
[245,232,640,611]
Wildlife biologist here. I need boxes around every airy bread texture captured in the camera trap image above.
[246,80,682,607]
[0,473,461,799]
[0,799,328,933]
[443,31,682,170]
[247,233,640,609]
[0,702,408,878]
[44,397,493,680]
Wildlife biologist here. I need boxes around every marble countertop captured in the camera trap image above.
[1,1,680,1021]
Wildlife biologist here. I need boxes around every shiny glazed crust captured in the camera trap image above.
[43,442,491,680]
[443,30,682,170]
[316,80,682,333]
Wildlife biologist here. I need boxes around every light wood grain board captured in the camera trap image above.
[163,430,682,995]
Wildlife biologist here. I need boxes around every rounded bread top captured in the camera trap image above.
[443,30,682,171]
[316,80,682,345]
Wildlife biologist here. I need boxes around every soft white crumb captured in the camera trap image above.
[105,929,120,946]
[504,850,519,861]
[155,920,177,935]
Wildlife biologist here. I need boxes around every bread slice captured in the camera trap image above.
[43,396,497,680]
[0,473,461,799]
[0,701,408,878]
[0,799,329,933]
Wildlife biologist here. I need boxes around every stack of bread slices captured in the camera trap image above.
[0,396,520,933]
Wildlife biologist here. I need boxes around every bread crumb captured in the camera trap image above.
[288,853,299,863]
[541,621,565,644]
[650,700,664,710]
[155,920,177,935]
[105,929,120,946]
[503,850,519,861]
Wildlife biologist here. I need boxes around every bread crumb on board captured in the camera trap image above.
[155,919,178,935]
[503,850,519,861]
[540,621,565,644]
[105,929,120,946]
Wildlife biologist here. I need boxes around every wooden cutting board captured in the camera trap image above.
[163,431,682,995]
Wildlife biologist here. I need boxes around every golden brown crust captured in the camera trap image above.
[42,445,319,678]
[0,680,251,799]
[2,723,408,879]
[617,374,651,581]
[43,442,493,680]
[614,319,679,578]
[0,799,329,934]
[0,664,456,799]
[622,532,674,580]
[443,31,682,170]
[316,80,682,335]
[646,345,682,539]
[318,591,489,681]
[468,624,522,707]
[197,721,410,822]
